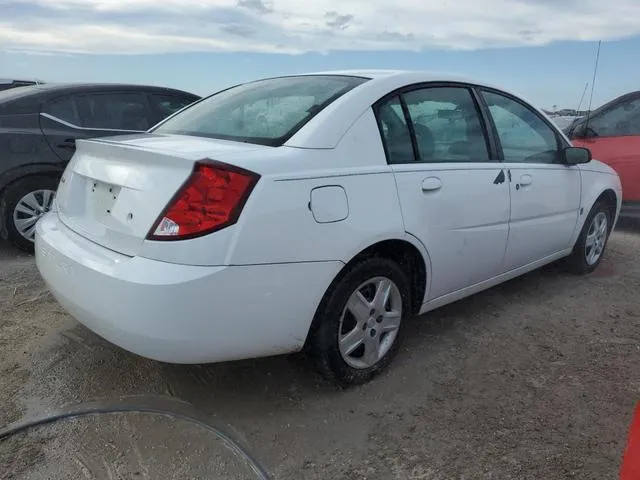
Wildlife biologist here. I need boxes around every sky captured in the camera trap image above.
[2,0,640,110]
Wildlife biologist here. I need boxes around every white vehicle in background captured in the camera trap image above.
[35,71,622,386]
[0,78,44,91]
[551,115,583,131]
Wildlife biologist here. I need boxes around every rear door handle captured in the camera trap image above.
[421,177,442,192]
[518,174,532,187]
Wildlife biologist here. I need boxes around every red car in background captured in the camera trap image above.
[566,91,640,218]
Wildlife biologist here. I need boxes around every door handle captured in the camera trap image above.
[57,138,76,151]
[518,174,532,187]
[421,177,442,192]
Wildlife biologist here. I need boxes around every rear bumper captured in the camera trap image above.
[35,213,342,364]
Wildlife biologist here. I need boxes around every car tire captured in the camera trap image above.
[306,257,412,387]
[565,199,612,275]
[0,175,59,254]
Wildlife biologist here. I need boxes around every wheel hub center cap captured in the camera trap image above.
[367,313,384,328]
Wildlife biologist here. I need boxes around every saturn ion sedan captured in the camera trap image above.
[35,70,622,386]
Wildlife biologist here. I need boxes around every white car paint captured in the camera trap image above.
[36,70,622,366]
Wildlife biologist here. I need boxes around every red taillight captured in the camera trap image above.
[147,160,259,241]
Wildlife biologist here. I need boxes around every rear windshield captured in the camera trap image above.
[151,75,369,146]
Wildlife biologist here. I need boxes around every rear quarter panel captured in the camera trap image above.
[228,109,408,265]
[144,109,409,267]
[134,106,431,314]
[0,113,63,190]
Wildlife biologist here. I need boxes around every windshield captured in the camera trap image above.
[152,75,368,146]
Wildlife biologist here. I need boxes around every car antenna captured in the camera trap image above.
[583,40,602,135]
[576,82,589,113]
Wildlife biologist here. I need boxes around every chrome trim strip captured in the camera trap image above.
[39,112,142,133]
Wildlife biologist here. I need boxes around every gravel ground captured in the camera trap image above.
[1,226,639,479]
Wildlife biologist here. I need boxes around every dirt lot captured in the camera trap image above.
[1,227,639,479]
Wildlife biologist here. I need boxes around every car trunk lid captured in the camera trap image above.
[55,133,267,256]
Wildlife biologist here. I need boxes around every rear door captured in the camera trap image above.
[570,94,640,203]
[40,91,153,162]
[376,84,511,300]
[480,88,581,271]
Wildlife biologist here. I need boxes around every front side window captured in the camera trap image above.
[585,96,640,137]
[482,90,561,164]
[152,75,368,146]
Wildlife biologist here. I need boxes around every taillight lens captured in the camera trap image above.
[147,160,259,241]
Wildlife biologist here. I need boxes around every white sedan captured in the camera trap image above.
[35,70,622,386]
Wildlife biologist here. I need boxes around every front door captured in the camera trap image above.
[480,89,581,271]
[375,85,511,301]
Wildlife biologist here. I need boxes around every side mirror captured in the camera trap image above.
[564,146,592,165]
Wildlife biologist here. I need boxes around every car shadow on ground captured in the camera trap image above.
[0,240,31,262]
[616,216,640,233]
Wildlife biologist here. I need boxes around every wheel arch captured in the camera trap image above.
[574,167,622,246]
[0,164,63,232]
[0,164,64,196]
[304,235,431,350]
[595,189,619,231]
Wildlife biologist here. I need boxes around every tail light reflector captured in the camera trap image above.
[147,160,259,241]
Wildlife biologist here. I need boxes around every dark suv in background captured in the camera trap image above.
[0,83,200,252]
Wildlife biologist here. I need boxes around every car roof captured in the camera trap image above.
[283,69,515,102]
[285,69,511,91]
[0,82,201,115]
[302,69,481,83]
[0,83,200,105]
[284,69,539,149]
[18,82,199,96]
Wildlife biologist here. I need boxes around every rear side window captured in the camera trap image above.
[74,92,152,130]
[586,96,640,137]
[375,86,491,164]
[152,75,368,146]
[403,87,490,162]
[376,96,415,164]
[43,96,80,125]
[149,93,196,118]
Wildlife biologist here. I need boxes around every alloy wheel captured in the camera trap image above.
[338,276,403,369]
[12,189,56,242]
[585,211,608,266]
